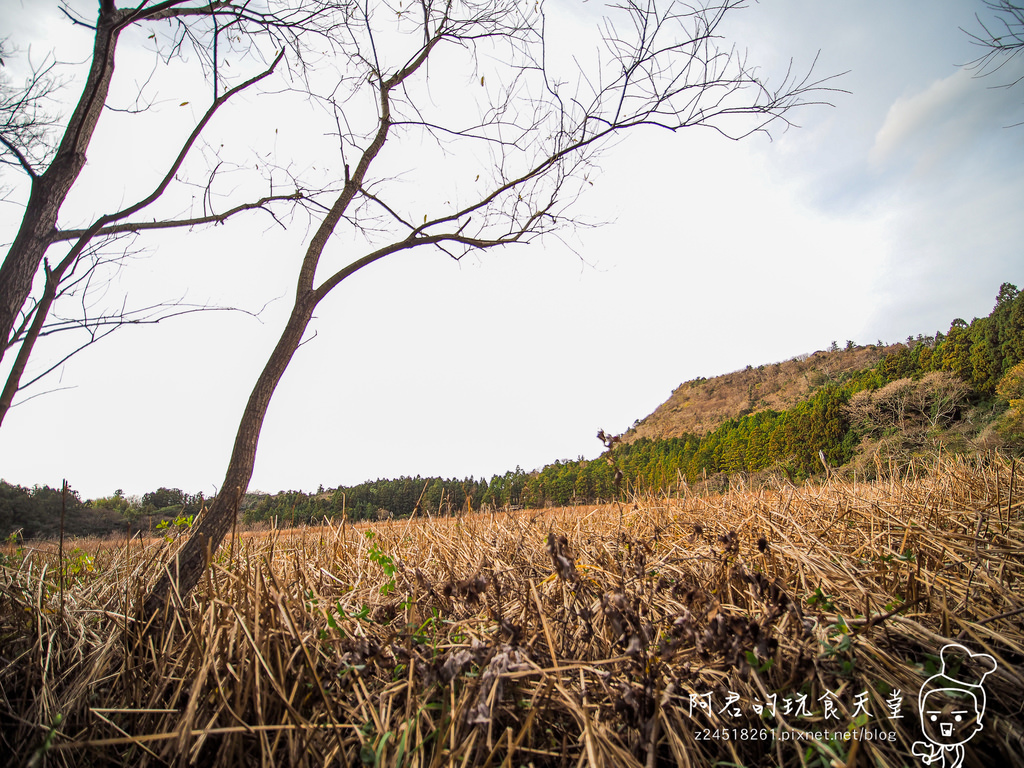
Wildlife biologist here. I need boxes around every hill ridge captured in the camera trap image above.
[622,343,900,443]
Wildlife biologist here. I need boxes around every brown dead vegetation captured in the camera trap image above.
[1,453,1022,767]
[625,345,895,442]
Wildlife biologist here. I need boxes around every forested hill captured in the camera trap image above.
[591,280,1024,489]
[623,343,897,443]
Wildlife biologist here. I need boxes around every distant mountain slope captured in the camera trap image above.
[622,344,899,443]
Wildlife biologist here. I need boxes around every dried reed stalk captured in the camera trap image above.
[1,453,1022,767]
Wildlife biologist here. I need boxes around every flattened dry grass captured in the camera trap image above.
[1,453,1023,767]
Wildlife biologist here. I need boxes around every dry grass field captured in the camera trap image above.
[1,454,1023,767]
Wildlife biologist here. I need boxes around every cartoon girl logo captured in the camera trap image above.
[912,643,998,768]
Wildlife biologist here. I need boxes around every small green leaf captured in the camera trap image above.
[359,743,376,765]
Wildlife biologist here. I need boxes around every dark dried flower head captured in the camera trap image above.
[547,531,578,582]
[718,529,740,555]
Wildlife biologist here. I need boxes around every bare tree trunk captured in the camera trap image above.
[0,265,59,427]
[143,294,315,616]
[0,5,122,361]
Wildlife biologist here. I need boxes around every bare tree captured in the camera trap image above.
[843,373,971,437]
[143,0,838,614]
[918,371,972,429]
[0,1,334,424]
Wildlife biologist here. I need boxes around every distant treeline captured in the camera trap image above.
[240,476,493,525]
[0,484,208,540]
[4,283,1023,538]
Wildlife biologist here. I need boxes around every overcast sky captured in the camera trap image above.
[2,0,1023,500]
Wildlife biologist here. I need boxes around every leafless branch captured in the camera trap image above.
[0,41,65,177]
[6,384,79,409]
[963,0,1024,88]
[83,48,288,235]
[51,190,306,242]
[0,233,265,425]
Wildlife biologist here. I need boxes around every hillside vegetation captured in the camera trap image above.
[624,344,894,442]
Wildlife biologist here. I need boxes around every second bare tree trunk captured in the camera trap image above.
[143,295,315,616]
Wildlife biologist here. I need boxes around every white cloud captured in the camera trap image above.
[870,66,1024,174]
[872,70,971,165]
